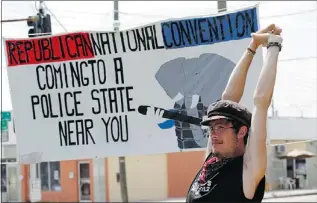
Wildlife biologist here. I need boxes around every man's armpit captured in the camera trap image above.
[243,151,251,170]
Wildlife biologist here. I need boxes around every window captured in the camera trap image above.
[80,163,90,179]
[36,162,61,191]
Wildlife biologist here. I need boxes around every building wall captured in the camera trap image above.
[305,141,317,189]
[107,154,168,201]
[267,140,287,190]
[107,156,121,201]
[20,160,95,202]
[41,160,79,202]
[127,154,168,201]
[167,151,205,197]
[20,165,30,202]
[267,140,317,190]
[105,151,206,201]
[285,141,317,189]
[267,140,289,190]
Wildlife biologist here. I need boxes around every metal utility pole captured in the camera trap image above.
[113,0,120,31]
[1,17,36,23]
[24,2,51,202]
[217,1,227,12]
[113,0,129,202]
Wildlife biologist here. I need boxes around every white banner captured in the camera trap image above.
[4,5,263,163]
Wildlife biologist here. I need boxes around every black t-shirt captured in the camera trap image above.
[186,155,265,202]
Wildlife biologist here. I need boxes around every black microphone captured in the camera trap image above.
[137,105,202,126]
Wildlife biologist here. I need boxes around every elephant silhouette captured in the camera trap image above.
[155,53,236,149]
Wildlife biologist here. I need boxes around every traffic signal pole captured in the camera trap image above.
[1,17,36,23]
[27,2,52,202]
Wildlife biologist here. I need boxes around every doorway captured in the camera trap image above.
[78,162,91,202]
[1,163,18,202]
[7,164,18,201]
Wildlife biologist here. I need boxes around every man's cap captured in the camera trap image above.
[201,100,252,127]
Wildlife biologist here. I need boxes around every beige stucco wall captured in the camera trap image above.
[305,141,317,189]
[107,154,168,201]
[285,141,307,152]
[107,156,122,201]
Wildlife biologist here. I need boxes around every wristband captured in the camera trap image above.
[267,34,283,52]
[267,42,282,51]
[247,47,256,56]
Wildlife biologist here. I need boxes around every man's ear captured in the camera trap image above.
[237,126,248,139]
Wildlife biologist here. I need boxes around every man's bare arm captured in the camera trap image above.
[221,48,254,102]
[222,24,276,103]
[243,34,282,199]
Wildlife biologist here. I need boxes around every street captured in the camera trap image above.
[263,194,317,202]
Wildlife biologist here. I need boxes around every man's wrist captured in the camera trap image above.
[246,42,257,57]
[248,42,258,52]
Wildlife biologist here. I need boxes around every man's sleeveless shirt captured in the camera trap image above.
[186,155,265,202]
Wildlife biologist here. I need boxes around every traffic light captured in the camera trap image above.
[27,15,40,38]
[42,14,52,35]
[27,13,52,37]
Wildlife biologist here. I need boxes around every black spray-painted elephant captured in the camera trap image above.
[155,53,236,149]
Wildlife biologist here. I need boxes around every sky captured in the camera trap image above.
[1,1,316,117]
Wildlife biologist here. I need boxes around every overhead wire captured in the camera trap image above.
[116,7,317,20]
[29,2,37,13]
[42,2,67,32]
[51,9,113,16]
[278,56,317,62]
[261,8,317,19]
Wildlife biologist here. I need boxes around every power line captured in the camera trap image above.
[278,56,317,62]
[275,102,317,108]
[29,2,37,13]
[42,2,67,32]
[46,11,112,20]
[45,8,112,16]
[34,1,40,11]
[116,8,317,20]
[261,8,317,19]
[117,11,171,19]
